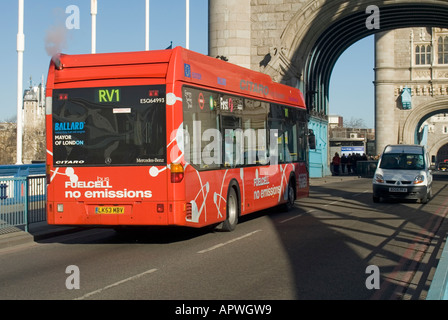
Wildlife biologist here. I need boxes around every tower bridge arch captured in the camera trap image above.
[209,0,448,176]
[429,136,448,162]
[403,100,448,145]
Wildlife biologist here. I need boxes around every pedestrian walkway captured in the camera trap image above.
[310,175,365,186]
[0,221,83,250]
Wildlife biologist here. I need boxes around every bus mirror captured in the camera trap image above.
[308,129,316,150]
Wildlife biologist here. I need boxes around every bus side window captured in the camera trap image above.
[284,118,298,162]
[268,119,285,164]
[222,115,242,168]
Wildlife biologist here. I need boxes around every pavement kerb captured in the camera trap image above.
[0,222,85,250]
[310,175,368,186]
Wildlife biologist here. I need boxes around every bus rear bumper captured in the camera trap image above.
[47,201,189,226]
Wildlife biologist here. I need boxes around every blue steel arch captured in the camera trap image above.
[300,4,448,115]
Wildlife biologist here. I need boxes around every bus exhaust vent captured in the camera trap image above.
[186,202,192,220]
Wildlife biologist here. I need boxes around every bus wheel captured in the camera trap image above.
[221,187,239,232]
[281,180,296,212]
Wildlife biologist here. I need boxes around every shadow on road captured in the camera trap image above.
[269,173,448,299]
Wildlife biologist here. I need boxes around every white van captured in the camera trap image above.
[372,144,433,203]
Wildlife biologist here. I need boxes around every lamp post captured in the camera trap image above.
[186,0,189,49]
[91,0,97,54]
[16,0,24,164]
[145,0,150,50]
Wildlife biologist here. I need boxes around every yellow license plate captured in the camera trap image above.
[95,206,125,214]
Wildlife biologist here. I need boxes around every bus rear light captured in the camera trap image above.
[57,204,64,213]
[170,163,184,183]
[148,90,159,97]
[157,204,164,213]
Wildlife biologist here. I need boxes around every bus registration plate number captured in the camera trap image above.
[389,187,407,193]
[95,207,125,214]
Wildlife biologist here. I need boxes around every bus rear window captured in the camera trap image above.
[52,85,166,166]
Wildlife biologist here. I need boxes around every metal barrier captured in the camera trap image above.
[356,160,378,178]
[0,163,45,177]
[0,177,28,234]
[27,176,46,224]
[427,236,448,300]
[0,175,46,234]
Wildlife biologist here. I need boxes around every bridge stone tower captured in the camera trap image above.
[209,0,252,69]
[375,31,396,154]
[209,0,448,176]
[375,27,448,159]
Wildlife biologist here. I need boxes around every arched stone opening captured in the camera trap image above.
[435,142,448,163]
[401,99,448,145]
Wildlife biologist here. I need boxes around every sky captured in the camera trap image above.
[0,0,375,128]
[330,35,375,129]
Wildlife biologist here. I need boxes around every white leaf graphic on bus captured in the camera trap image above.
[166,92,182,106]
[149,122,184,178]
[188,181,209,223]
[65,167,78,183]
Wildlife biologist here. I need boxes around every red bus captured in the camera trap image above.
[45,47,310,231]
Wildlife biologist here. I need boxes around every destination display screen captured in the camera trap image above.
[52,85,166,166]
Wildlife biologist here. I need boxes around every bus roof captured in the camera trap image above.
[47,47,305,109]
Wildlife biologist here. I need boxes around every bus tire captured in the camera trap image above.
[281,178,296,212]
[221,186,239,232]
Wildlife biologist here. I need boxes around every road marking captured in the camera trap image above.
[353,190,370,197]
[197,230,262,254]
[323,200,340,207]
[74,268,158,300]
[280,213,303,223]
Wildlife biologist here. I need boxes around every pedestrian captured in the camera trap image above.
[341,154,347,174]
[353,153,361,174]
[332,152,341,176]
[347,153,352,174]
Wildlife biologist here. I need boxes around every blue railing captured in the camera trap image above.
[0,164,46,234]
[427,237,448,300]
[0,163,45,177]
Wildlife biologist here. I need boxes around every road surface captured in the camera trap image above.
[1,174,447,302]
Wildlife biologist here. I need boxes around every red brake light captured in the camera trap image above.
[170,163,184,183]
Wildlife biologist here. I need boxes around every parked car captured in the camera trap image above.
[372,144,433,203]
[438,162,448,172]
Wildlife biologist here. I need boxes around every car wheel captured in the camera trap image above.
[421,188,430,204]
